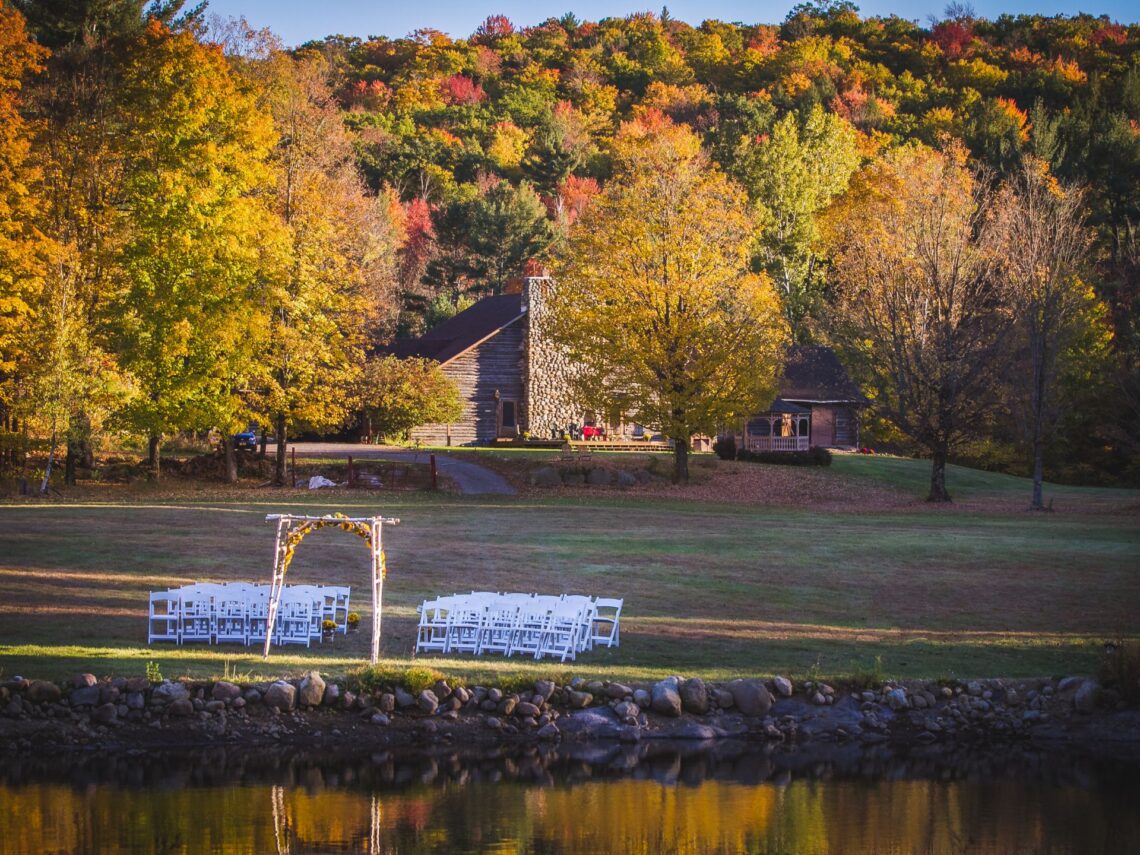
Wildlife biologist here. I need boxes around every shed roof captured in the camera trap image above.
[780,345,866,404]
[385,293,524,365]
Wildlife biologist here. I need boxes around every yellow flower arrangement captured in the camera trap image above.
[277,513,380,579]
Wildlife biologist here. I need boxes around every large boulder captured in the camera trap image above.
[151,681,189,705]
[27,681,61,704]
[212,681,242,703]
[651,680,682,717]
[418,690,439,714]
[616,470,638,487]
[167,698,194,717]
[70,686,101,707]
[72,673,97,689]
[1074,680,1101,713]
[729,679,773,716]
[680,678,709,715]
[773,676,794,698]
[298,672,326,707]
[264,681,297,712]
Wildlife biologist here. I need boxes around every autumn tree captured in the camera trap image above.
[16,0,168,483]
[994,159,1101,509]
[0,0,50,473]
[356,355,462,440]
[256,52,398,485]
[734,104,860,342]
[108,21,275,481]
[825,144,1009,502]
[550,115,786,483]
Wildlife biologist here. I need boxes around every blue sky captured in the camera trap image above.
[203,0,1137,47]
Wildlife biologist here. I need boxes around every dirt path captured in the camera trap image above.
[289,443,516,496]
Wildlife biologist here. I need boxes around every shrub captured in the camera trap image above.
[713,436,736,460]
[349,664,445,695]
[736,446,832,466]
[346,611,360,625]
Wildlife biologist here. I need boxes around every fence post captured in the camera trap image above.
[430,454,437,490]
[347,455,354,487]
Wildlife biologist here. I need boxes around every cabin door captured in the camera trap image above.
[497,399,518,438]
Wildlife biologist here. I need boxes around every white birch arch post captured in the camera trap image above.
[262,512,399,665]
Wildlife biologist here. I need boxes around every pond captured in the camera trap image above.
[1,740,1137,854]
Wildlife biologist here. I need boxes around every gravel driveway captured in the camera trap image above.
[288,443,516,496]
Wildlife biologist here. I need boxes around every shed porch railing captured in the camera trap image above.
[746,436,810,452]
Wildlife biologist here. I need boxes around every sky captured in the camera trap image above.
[203,0,1138,47]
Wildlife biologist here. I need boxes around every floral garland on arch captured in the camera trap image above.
[279,513,388,580]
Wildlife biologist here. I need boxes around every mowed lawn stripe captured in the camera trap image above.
[0,496,1136,682]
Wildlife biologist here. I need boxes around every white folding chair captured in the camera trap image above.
[214,588,249,645]
[178,584,216,645]
[277,592,313,648]
[507,596,559,658]
[476,596,521,655]
[148,591,180,644]
[245,587,270,646]
[445,595,487,654]
[537,600,588,662]
[287,585,326,642]
[590,597,623,648]
[561,595,595,652]
[330,585,351,632]
[416,596,457,653]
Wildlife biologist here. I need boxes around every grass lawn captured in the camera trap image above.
[1,456,1137,687]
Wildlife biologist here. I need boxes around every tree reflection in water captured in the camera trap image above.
[1,740,1137,853]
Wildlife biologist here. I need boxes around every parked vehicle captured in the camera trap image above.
[233,431,257,451]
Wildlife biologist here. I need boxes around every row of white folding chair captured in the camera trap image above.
[414,593,623,660]
[147,583,350,646]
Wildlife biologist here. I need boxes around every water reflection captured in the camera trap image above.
[1,741,1137,854]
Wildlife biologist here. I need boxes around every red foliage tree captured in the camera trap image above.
[931,21,972,58]
[472,14,514,45]
[441,74,486,106]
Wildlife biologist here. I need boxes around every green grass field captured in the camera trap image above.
[1,455,1137,686]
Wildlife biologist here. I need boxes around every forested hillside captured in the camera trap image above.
[1,1,1138,487]
[278,6,1140,484]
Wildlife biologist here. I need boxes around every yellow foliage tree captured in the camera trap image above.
[0,1,50,465]
[550,114,786,483]
[824,143,1010,501]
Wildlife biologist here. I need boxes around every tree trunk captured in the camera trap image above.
[39,427,57,495]
[1029,440,1046,511]
[274,413,287,486]
[222,434,237,484]
[147,433,161,482]
[672,437,690,484]
[64,439,78,486]
[928,444,951,502]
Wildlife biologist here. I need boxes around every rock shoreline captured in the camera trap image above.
[2,672,1138,757]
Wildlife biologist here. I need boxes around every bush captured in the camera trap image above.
[713,436,736,460]
[736,446,832,466]
[349,664,445,695]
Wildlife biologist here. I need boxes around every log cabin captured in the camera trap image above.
[384,277,865,449]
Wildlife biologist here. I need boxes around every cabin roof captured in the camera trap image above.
[385,293,524,365]
[780,345,867,404]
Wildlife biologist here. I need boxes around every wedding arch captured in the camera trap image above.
[263,512,399,664]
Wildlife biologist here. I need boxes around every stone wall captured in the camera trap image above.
[522,277,580,440]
